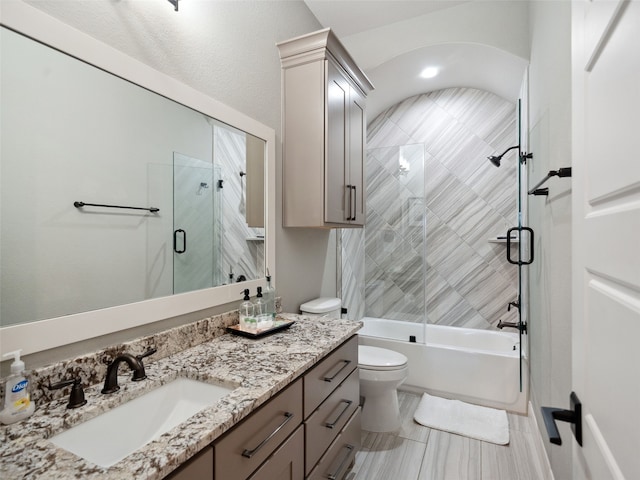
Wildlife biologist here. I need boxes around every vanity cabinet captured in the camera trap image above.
[278,28,373,228]
[167,336,359,480]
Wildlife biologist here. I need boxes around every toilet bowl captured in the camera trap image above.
[358,345,408,432]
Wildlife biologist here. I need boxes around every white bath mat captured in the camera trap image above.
[414,393,509,445]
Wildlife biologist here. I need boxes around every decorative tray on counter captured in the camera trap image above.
[226,319,296,339]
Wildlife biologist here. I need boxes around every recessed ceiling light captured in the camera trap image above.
[420,67,439,79]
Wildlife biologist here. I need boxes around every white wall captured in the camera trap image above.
[527,2,573,478]
[17,0,328,316]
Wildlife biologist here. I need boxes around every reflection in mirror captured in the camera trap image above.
[0,26,266,327]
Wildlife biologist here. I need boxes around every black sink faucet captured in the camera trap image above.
[102,348,156,394]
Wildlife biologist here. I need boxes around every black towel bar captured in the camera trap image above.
[74,201,159,213]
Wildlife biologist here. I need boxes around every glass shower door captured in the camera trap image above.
[173,153,219,294]
[359,143,427,342]
[506,99,532,392]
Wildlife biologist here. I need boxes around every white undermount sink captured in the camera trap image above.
[49,378,233,468]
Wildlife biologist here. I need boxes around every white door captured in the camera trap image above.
[572,0,640,478]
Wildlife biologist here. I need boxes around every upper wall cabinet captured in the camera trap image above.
[278,28,374,228]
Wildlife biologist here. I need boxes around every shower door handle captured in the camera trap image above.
[506,227,534,265]
[173,229,186,254]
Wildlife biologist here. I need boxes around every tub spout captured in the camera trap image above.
[497,320,527,334]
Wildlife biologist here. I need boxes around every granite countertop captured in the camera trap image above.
[0,314,362,480]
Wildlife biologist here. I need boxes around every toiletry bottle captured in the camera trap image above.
[263,269,276,319]
[0,350,35,425]
[254,287,266,317]
[255,287,272,330]
[239,289,255,331]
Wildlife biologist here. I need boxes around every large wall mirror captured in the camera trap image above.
[0,2,276,355]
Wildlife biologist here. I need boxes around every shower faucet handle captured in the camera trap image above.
[507,300,520,312]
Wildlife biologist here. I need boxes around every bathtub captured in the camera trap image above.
[358,317,528,413]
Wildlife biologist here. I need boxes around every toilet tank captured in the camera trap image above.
[299,297,342,318]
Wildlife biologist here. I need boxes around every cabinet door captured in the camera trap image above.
[165,446,213,480]
[247,425,304,480]
[348,88,366,226]
[214,379,302,480]
[325,60,349,225]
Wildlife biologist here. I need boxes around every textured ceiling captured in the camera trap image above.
[303,0,468,37]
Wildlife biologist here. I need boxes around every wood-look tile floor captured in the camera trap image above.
[350,392,551,480]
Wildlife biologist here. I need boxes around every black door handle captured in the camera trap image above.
[506,227,534,265]
[173,229,186,254]
[541,391,582,446]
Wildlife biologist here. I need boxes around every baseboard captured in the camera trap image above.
[528,400,555,480]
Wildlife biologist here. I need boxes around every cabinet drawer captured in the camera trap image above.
[304,336,357,417]
[307,408,361,480]
[305,369,359,474]
[214,378,303,480]
[248,425,304,480]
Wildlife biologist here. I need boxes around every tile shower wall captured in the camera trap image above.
[342,88,519,329]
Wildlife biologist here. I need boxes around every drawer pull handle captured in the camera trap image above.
[324,360,352,382]
[325,400,353,429]
[327,444,354,480]
[241,412,294,458]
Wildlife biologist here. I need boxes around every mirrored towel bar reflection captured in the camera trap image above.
[74,201,160,213]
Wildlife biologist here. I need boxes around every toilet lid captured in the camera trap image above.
[359,345,407,369]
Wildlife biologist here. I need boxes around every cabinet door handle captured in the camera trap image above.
[323,359,352,382]
[241,412,294,458]
[327,444,354,480]
[350,185,357,221]
[325,399,353,429]
[346,184,353,221]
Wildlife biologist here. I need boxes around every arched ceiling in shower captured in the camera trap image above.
[304,0,530,120]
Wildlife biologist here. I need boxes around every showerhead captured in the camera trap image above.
[487,145,519,168]
[488,155,502,167]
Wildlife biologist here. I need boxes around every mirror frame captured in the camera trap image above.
[0,1,276,355]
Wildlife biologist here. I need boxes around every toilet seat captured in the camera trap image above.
[358,345,408,371]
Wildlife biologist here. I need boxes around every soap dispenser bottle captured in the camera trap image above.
[254,287,266,317]
[263,269,276,319]
[239,289,256,331]
[0,350,35,425]
[255,287,272,329]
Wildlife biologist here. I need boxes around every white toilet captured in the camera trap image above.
[299,298,409,433]
[298,297,343,319]
[358,345,408,432]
